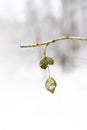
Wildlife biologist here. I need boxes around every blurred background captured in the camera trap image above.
[0,0,87,130]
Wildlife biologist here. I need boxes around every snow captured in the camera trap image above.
[0,49,87,130]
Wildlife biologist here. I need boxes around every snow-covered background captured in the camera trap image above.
[0,0,87,130]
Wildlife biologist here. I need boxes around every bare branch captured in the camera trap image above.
[20,36,87,48]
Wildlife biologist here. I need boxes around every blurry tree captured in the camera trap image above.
[80,0,87,36]
[25,0,86,71]
[55,0,82,71]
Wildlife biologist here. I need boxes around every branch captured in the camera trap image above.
[20,36,87,48]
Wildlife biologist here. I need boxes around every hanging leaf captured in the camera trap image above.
[46,56,54,65]
[39,56,54,69]
[45,77,57,93]
[39,57,48,69]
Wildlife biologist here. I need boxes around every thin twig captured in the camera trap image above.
[20,36,87,48]
[47,66,51,78]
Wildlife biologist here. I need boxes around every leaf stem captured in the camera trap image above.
[43,43,49,56]
[48,66,51,78]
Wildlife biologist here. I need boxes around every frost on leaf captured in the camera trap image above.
[45,77,57,93]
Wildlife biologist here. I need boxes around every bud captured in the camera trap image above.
[39,57,48,69]
[45,77,57,93]
[46,56,54,65]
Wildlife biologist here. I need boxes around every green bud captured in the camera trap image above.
[46,56,54,65]
[39,57,48,69]
[45,77,57,93]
